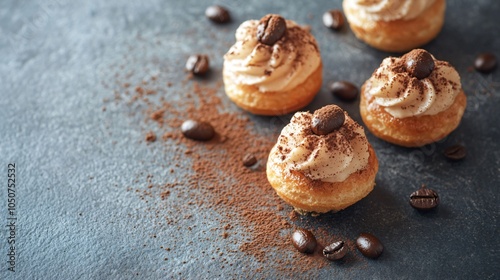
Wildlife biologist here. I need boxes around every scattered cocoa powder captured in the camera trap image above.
[107,53,345,277]
[145,131,157,142]
[150,109,164,122]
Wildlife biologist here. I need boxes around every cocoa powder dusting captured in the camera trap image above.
[107,60,337,276]
[145,131,157,142]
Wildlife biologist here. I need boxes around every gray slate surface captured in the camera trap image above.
[1,0,499,279]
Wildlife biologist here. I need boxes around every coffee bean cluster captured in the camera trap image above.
[291,228,384,261]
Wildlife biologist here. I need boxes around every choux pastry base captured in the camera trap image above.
[266,145,378,214]
[360,85,467,147]
[222,63,322,116]
[343,0,446,53]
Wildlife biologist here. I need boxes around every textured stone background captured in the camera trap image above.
[1,0,499,279]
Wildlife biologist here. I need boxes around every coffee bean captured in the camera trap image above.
[409,185,439,210]
[404,49,435,79]
[474,52,497,73]
[185,54,209,76]
[291,228,317,254]
[330,81,358,101]
[322,10,344,31]
[356,233,383,259]
[205,5,231,24]
[257,14,287,46]
[311,105,345,135]
[242,154,257,167]
[181,120,215,141]
[443,144,466,161]
[323,240,347,261]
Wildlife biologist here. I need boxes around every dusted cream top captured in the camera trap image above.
[269,111,370,183]
[223,19,320,92]
[364,55,461,118]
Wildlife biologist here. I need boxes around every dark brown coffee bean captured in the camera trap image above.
[291,228,317,254]
[181,120,215,141]
[205,5,231,24]
[330,81,359,101]
[242,154,257,167]
[323,240,347,261]
[404,49,435,79]
[311,105,345,135]
[409,185,439,210]
[356,233,383,259]
[185,54,209,76]
[474,52,497,73]
[443,144,466,161]
[256,14,287,46]
[322,10,344,31]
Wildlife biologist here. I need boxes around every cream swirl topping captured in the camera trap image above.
[344,0,436,22]
[223,19,320,92]
[271,111,370,183]
[364,53,461,118]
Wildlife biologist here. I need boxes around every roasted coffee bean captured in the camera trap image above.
[474,52,497,73]
[205,5,231,23]
[322,10,344,31]
[404,49,435,79]
[323,240,347,261]
[181,120,215,141]
[443,144,466,161]
[409,185,439,210]
[311,105,345,135]
[291,228,317,254]
[242,154,257,167]
[185,54,209,76]
[330,81,359,101]
[356,233,383,259]
[257,14,287,46]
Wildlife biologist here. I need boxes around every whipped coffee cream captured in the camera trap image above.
[269,106,370,183]
[364,49,462,118]
[223,18,320,92]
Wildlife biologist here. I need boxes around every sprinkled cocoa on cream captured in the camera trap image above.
[363,49,462,118]
[223,15,321,92]
[268,105,370,183]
